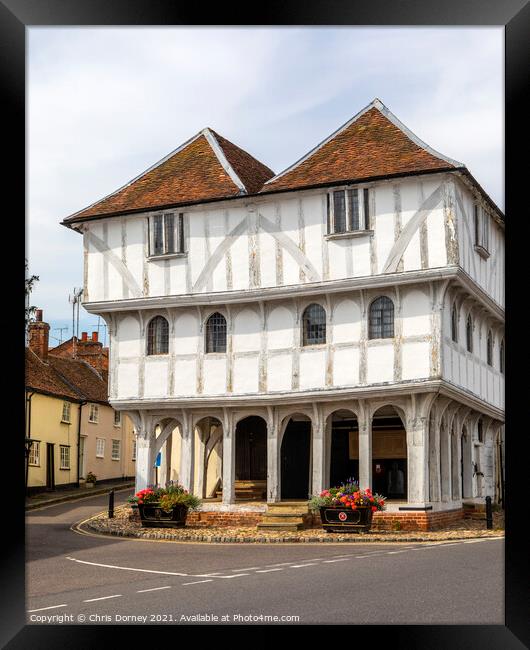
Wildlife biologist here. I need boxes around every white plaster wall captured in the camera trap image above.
[367,344,394,384]
[84,173,467,303]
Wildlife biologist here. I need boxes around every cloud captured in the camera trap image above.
[27,26,504,332]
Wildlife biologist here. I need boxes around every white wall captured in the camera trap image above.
[109,285,436,401]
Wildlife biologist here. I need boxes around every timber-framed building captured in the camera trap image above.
[62,99,504,529]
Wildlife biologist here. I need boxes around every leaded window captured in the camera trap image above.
[147,316,169,355]
[302,303,326,346]
[466,315,473,353]
[451,303,459,343]
[327,187,369,234]
[369,296,394,339]
[486,331,493,366]
[206,312,227,353]
[149,213,185,256]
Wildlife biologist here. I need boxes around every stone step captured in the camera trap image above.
[260,514,307,525]
[266,503,310,515]
[256,521,306,531]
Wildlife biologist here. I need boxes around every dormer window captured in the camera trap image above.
[327,186,371,236]
[473,202,490,259]
[148,212,185,257]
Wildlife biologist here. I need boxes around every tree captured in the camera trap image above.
[25,259,39,328]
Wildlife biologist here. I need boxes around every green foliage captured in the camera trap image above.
[25,259,40,327]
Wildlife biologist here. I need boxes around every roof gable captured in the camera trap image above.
[63,129,274,223]
[261,99,463,194]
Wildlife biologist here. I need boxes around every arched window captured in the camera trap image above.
[451,303,459,343]
[206,312,227,353]
[147,316,169,355]
[486,330,493,366]
[466,314,473,353]
[500,338,505,374]
[369,296,394,339]
[302,303,326,346]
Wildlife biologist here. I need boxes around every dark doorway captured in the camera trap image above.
[329,414,359,488]
[235,416,267,480]
[280,419,311,499]
[372,406,407,500]
[46,443,55,490]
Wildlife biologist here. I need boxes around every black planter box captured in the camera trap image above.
[138,502,188,528]
[319,506,374,533]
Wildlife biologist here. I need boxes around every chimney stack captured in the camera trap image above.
[81,332,88,341]
[28,309,50,362]
[91,331,98,342]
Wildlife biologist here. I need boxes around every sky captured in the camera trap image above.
[27,27,504,347]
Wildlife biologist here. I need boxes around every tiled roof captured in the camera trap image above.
[63,129,274,223]
[25,348,109,404]
[261,99,463,194]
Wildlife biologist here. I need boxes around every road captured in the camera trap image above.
[26,490,504,625]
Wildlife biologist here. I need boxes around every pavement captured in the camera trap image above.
[23,489,505,625]
[25,481,135,510]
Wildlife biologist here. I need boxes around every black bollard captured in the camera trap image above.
[109,489,115,519]
[485,495,492,529]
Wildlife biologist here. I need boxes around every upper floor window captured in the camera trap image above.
[114,410,121,426]
[61,401,71,423]
[148,212,185,257]
[147,316,169,355]
[302,303,326,346]
[486,331,493,366]
[88,403,99,423]
[206,312,227,353]
[473,202,490,257]
[500,338,505,374]
[327,186,370,235]
[369,296,394,339]
[451,303,459,343]
[466,315,473,353]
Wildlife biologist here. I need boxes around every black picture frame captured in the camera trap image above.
[10,0,528,646]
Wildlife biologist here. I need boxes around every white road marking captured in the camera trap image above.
[137,586,172,593]
[255,568,283,573]
[182,580,213,586]
[231,567,261,571]
[290,563,317,568]
[387,550,408,554]
[219,573,249,579]
[323,558,350,563]
[265,561,298,567]
[66,556,188,577]
[28,604,68,612]
[83,594,122,602]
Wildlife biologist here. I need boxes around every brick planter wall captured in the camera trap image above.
[187,511,264,527]
[129,507,463,531]
[310,509,463,532]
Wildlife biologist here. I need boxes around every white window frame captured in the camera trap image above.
[61,401,71,424]
[148,212,186,258]
[88,403,99,423]
[114,410,121,427]
[327,184,372,236]
[28,440,40,466]
[111,439,121,461]
[59,445,71,470]
[96,438,105,458]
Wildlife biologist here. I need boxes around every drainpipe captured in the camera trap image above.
[76,400,87,487]
[25,391,35,492]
